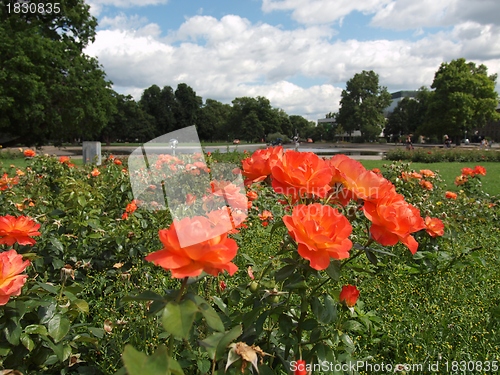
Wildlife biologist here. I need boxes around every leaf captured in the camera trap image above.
[122,345,184,375]
[20,333,35,351]
[77,195,87,207]
[122,290,166,302]
[49,238,64,253]
[71,299,89,314]
[364,249,378,266]
[274,264,296,281]
[326,260,341,281]
[269,220,286,239]
[4,320,22,345]
[24,324,48,336]
[47,314,71,343]
[162,300,198,339]
[199,325,242,360]
[187,294,225,332]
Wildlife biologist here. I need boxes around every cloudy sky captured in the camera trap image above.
[84,0,500,121]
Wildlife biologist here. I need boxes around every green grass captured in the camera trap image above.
[361,160,500,196]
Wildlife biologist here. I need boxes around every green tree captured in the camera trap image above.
[100,94,155,144]
[336,70,391,141]
[0,0,116,145]
[173,83,202,130]
[197,99,231,142]
[139,85,177,136]
[289,115,313,138]
[425,58,499,143]
[385,97,421,141]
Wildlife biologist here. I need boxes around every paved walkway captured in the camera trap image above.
[11,142,499,161]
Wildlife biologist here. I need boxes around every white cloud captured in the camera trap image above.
[262,0,390,25]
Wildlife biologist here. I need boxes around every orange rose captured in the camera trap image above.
[420,169,436,178]
[0,249,31,305]
[145,215,238,278]
[241,146,283,185]
[473,165,486,176]
[339,284,360,307]
[363,192,425,254]
[419,180,433,191]
[461,167,475,177]
[23,149,36,158]
[0,174,19,191]
[327,155,394,205]
[113,159,123,165]
[0,215,41,246]
[294,359,307,375]
[424,216,445,238]
[454,175,467,186]
[283,204,352,270]
[90,168,100,177]
[445,191,457,200]
[271,151,332,201]
[210,180,248,210]
[246,190,258,201]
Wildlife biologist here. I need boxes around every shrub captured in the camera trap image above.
[386,147,500,163]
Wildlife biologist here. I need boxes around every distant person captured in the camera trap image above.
[444,135,451,148]
[405,136,413,150]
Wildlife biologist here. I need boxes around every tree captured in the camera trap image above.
[173,83,202,130]
[100,94,155,145]
[336,70,391,141]
[289,115,312,138]
[426,58,499,143]
[0,0,116,145]
[385,97,421,141]
[197,99,231,142]
[139,85,178,136]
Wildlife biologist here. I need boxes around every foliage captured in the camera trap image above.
[422,58,499,142]
[0,0,116,145]
[386,147,500,163]
[385,87,431,142]
[336,70,391,141]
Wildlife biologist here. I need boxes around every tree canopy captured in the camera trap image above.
[0,0,116,145]
[424,58,499,141]
[336,70,391,141]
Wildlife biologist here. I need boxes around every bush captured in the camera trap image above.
[386,147,500,163]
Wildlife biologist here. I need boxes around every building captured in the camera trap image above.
[384,90,419,116]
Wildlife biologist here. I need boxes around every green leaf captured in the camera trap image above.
[270,220,286,239]
[4,320,22,345]
[20,333,35,351]
[162,300,198,339]
[199,325,242,360]
[326,260,341,281]
[50,238,64,253]
[274,264,296,281]
[188,294,225,332]
[122,345,184,375]
[311,294,337,325]
[48,314,71,343]
[71,299,89,314]
[122,290,166,302]
[77,195,87,207]
[25,324,48,335]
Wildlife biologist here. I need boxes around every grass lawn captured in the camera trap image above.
[361,160,500,196]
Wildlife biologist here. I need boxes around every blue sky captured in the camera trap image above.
[85,0,500,121]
